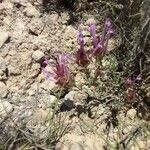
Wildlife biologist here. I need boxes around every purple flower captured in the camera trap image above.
[75,31,90,67]
[124,74,142,88]
[42,53,73,86]
[88,18,114,58]
[134,74,142,82]
[104,18,114,38]
[43,57,49,65]
[124,77,134,88]
[89,23,98,48]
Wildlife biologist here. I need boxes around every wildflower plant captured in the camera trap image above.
[124,75,142,102]
[75,31,90,67]
[42,18,115,86]
[42,53,73,87]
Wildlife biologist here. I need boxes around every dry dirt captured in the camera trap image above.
[0,0,149,150]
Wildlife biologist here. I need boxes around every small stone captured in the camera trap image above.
[0,82,8,98]
[69,143,84,150]
[65,90,88,104]
[23,5,40,17]
[63,100,74,109]
[146,91,150,99]
[126,109,137,120]
[29,19,44,35]
[107,38,117,52]
[0,100,13,118]
[40,80,59,93]
[47,95,58,107]
[65,91,76,101]
[75,73,86,87]
[38,95,58,110]
[0,30,9,48]
[8,65,21,75]
[32,50,44,62]
[0,57,7,72]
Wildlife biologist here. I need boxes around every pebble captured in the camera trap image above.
[126,109,137,120]
[23,5,40,18]
[0,57,7,72]
[8,65,21,75]
[0,30,9,48]
[0,100,13,118]
[65,90,88,103]
[32,50,44,62]
[0,82,8,98]
[69,143,84,150]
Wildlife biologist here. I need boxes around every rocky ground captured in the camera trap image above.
[0,0,150,150]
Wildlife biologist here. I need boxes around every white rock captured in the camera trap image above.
[0,30,9,48]
[65,90,88,104]
[70,143,84,150]
[8,65,21,75]
[40,80,59,93]
[0,57,7,71]
[23,5,40,17]
[29,18,44,35]
[32,50,44,62]
[48,95,57,106]
[0,82,8,98]
[65,91,76,101]
[127,109,137,120]
[0,100,13,118]
[75,73,86,87]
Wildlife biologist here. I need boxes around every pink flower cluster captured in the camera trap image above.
[42,53,73,86]
[41,18,114,86]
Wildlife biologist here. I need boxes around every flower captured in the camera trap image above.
[124,74,142,88]
[104,18,114,37]
[124,77,134,88]
[75,31,90,67]
[42,53,73,86]
[88,18,114,58]
[89,23,98,48]
[125,88,137,102]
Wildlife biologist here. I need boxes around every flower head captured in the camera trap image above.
[75,31,90,67]
[104,18,114,38]
[88,18,114,58]
[89,23,98,48]
[42,53,73,86]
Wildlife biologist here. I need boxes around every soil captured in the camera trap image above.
[0,0,149,150]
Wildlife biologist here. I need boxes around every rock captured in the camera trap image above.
[29,19,44,35]
[41,95,58,108]
[64,26,76,40]
[0,30,9,48]
[32,50,44,62]
[8,65,21,75]
[0,100,13,118]
[48,95,57,106]
[40,80,59,94]
[61,99,74,111]
[65,91,76,101]
[23,5,40,18]
[69,143,84,150]
[0,82,8,98]
[0,57,7,72]
[75,73,86,87]
[65,90,88,104]
[126,109,137,120]
[107,38,117,52]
